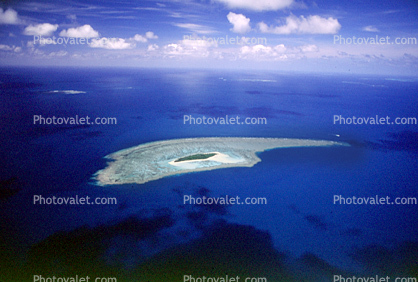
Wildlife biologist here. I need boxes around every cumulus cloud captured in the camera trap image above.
[240,44,288,60]
[0,8,20,25]
[132,31,158,43]
[227,12,251,34]
[163,38,217,57]
[239,43,318,60]
[214,0,293,11]
[274,44,287,53]
[59,25,99,38]
[164,43,183,56]
[89,38,134,49]
[362,25,379,32]
[145,31,158,39]
[159,39,317,61]
[24,23,58,36]
[132,34,147,42]
[258,15,341,34]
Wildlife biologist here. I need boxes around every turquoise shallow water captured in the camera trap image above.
[0,67,417,281]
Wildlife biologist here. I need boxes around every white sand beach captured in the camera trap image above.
[94,137,348,185]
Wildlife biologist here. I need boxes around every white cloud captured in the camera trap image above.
[147,44,159,51]
[300,44,318,52]
[164,43,184,56]
[159,39,318,61]
[239,43,318,61]
[227,12,251,34]
[181,38,218,48]
[89,38,134,49]
[0,44,22,52]
[24,23,58,36]
[0,8,20,25]
[0,44,13,51]
[169,12,183,18]
[241,44,271,55]
[258,15,341,34]
[48,51,68,57]
[59,25,99,38]
[163,38,218,57]
[274,44,287,53]
[215,0,293,11]
[174,23,216,34]
[132,34,147,42]
[362,25,379,32]
[257,22,269,33]
[146,31,158,39]
[240,44,288,60]
[132,31,158,43]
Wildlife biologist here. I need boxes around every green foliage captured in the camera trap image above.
[174,153,216,162]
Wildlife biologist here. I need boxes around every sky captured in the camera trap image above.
[0,0,417,75]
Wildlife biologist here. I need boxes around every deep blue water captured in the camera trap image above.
[1,67,417,281]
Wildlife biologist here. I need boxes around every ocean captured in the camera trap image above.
[1,67,417,281]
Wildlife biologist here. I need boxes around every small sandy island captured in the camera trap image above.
[168,152,243,170]
[94,137,349,185]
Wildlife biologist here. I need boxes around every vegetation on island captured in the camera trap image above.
[174,153,217,162]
